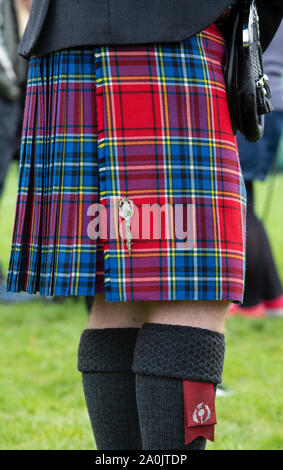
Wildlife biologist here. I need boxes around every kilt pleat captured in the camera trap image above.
[6,23,247,302]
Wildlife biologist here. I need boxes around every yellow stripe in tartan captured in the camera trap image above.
[40,247,97,253]
[23,137,236,154]
[18,186,99,192]
[11,244,244,260]
[101,48,125,299]
[23,137,97,145]
[95,76,225,89]
[200,30,225,47]
[155,42,176,298]
[72,69,86,291]
[27,74,96,85]
[196,32,220,298]
[18,188,246,207]
[54,76,69,291]
[98,141,237,152]
[97,251,245,264]
[27,97,39,292]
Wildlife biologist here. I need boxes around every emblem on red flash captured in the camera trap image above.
[192,402,211,425]
[183,381,217,443]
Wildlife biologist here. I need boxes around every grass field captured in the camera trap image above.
[0,162,283,450]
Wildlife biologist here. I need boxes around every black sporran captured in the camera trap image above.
[219,0,273,142]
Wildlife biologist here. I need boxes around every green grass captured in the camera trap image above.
[1,162,283,450]
[0,298,93,450]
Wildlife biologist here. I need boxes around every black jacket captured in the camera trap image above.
[18,0,283,59]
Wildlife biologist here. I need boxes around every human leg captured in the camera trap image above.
[132,300,230,450]
[77,294,150,450]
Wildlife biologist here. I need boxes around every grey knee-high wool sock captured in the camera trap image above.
[77,328,142,450]
[132,323,225,450]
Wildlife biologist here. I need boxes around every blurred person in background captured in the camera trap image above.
[230,23,283,318]
[0,0,31,292]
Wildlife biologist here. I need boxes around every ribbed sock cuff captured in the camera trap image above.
[77,327,140,372]
[132,323,225,384]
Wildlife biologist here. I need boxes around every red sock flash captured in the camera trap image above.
[183,380,217,444]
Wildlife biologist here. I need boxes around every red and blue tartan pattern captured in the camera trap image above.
[6,23,247,302]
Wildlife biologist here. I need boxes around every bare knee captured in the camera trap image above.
[88,294,151,329]
[147,300,231,333]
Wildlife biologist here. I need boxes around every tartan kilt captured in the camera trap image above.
[6,23,247,302]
